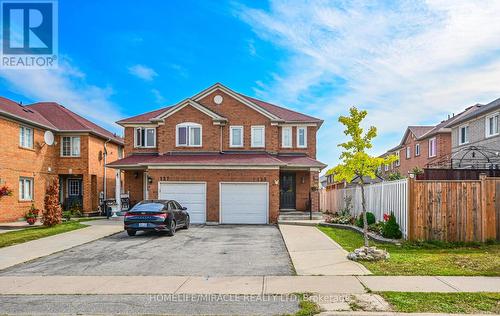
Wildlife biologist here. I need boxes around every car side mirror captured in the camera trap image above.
[181,207,187,210]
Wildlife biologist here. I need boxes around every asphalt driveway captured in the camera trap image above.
[0,225,293,276]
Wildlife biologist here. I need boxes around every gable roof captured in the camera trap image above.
[0,96,122,145]
[0,96,56,129]
[446,98,499,127]
[152,99,227,123]
[117,83,323,126]
[28,102,123,144]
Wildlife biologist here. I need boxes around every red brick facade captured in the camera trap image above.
[118,85,324,223]
[0,116,123,222]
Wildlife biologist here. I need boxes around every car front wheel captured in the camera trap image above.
[127,230,136,236]
[184,216,190,229]
[167,220,176,236]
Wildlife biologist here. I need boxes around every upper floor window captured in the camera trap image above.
[176,123,201,147]
[406,147,411,159]
[61,136,80,157]
[415,143,420,156]
[485,112,499,137]
[134,127,155,148]
[282,126,292,148]
[384,164,389,171]
[428,137,437,157]
[394,151,400,166]
[459,125,469,145]
[297,126,307,148]
[251,126,265,148]
[118,147,124,159]
[19,126,33,149]
[19,177,33,201]
[229,126,243,148]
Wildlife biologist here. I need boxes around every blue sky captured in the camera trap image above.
[1,0,500,172]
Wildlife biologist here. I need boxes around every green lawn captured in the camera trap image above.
[380,292,500,314]
[318,226,500,276]
[0,221,88,248]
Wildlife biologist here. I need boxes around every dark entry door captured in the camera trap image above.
[280,173,296,209]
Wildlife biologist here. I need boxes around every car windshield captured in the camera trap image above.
[131,203,164,212]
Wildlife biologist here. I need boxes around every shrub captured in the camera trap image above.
[368,221,385,234]
[43,179,62,227]
[382,212,403,239]
[356,212,376,228]
[325,213,353,225]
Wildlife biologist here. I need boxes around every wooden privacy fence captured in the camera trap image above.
[409,176,499,242]
[320,179,409,238]
[320,176,500,242]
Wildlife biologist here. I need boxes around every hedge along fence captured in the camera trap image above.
[320,179,409,238]
[409,175,499,242]
[320,175,500,242]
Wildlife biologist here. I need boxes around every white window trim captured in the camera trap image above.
[384,164,389,171]
[19,177,33,201]
[458,124,469,145]
[67,179,81,196]
[415,143,420,156]
[297,126,307,148]
[485,112,499,138]
[19,126,34,149]
[281,126,292,148]
[428,137,437,158]
[229,126,244,148]
[395,151,400,166]
[60,136,81,157]
[134,127,156,148]
[406,147,411,159]
[251,125,265,148]
[176,123,202,147]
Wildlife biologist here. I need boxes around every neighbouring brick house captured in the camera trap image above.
[447,98,499,169]
[108,83,326,224]
[0,97,124,222]
[378,105,480,178]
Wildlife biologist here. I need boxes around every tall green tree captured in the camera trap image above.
[327,107,397,247]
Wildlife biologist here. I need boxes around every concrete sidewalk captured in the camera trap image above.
[279,225,371,275]
[0,275,498,295]
[0,219,123,270]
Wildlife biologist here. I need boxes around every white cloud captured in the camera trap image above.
[0,58,124,133]
[236,0,500,169]
[128,64,158,81]
[151,88,166,104]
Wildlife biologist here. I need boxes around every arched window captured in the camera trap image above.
[176,122,202,147]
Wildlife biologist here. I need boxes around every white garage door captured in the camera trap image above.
[158,182,206,224]
[220,183,268,224]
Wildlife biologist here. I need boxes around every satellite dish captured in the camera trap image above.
[44,130,55,146]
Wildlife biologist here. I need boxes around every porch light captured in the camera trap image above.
[301,176,305,184]
[148,176,153,184]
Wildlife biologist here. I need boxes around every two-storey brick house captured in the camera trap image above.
[108,83,326,224]
[378,106,479,178]
[446,98,499,169]
[0,97,124,222]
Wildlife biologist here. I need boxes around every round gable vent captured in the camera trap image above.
[213,94,223,105]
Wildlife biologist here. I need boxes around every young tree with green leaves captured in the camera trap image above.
[327,107,397,247]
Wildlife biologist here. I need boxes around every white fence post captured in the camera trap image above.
[319,179,409,238]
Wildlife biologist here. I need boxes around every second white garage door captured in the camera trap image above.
[220,182,268,224]
[158,182,206,224]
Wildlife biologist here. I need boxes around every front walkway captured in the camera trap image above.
[0,219,123,270]
[279,224,371,275]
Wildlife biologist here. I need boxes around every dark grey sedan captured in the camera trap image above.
[124,200,190,236]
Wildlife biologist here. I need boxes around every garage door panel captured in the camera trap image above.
[220,183,268,224]
[159,182,206,224]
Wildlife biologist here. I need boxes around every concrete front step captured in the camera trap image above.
[278,211,324,221]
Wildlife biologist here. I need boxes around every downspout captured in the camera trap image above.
[220,125,223,153]
[103,139,111,200]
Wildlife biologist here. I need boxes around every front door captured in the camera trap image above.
[280,173,296,209]
[66,178,83,210]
